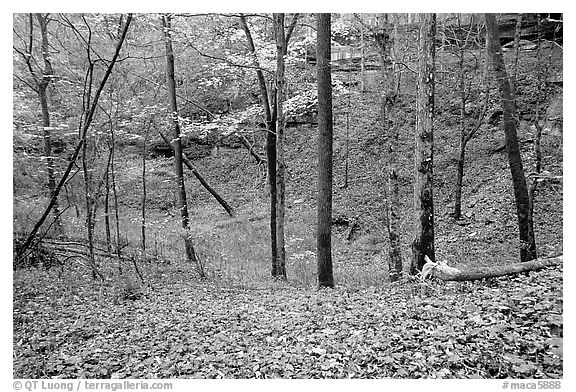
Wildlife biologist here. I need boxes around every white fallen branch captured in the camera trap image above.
[421,255,562,281]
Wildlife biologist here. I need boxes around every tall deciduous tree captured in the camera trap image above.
[411,13,436,274]
[374,14,403,282]
[316,13,334,289]
[274,13,288,279]
[161,14,205,278]
[239,14,298,279]
[272,13,299,279]
[239,15,278,276]
[485,13,537,262]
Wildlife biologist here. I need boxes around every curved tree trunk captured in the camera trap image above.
[485,13,537,263]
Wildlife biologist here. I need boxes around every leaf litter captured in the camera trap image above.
[13,264,562,379]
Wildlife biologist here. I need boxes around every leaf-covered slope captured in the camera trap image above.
[14,265,562,379]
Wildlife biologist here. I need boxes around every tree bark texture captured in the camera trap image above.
[424,255,562,281]
[485,13,537,263]
[274,13,287,279]
[162,14,205,278]
[316,13,335,289]
[375,14,403,281]
[411,13,436,274]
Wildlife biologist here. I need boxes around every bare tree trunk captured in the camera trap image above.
[411,13,436,274]
[386,17,403,282]
[35,13,63,237]
[16,14,132,262]
[453,20,466,220]
[316,13,334,289]
[485,14,537,262]
[360,22,366,93]
[343,57,351,189]
[109,126,122,275]
[510,13,522,100]
[267,89,279,275]
[141,121,149,253]
[140,123,150,255]
[374,14,403,281]
[239,15,278,275]
[274,13,287,279]
[81,134,97,279]
[104,168,112,253]
[161,14,205,278]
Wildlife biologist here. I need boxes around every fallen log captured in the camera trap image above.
[422,255,562,281]
[158,131,235,217]
[238,133,266,164]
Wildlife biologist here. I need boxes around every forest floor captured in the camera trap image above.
[13,261,562,379]
[13,45,563,379]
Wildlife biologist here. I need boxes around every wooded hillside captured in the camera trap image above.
[13,13,563,381]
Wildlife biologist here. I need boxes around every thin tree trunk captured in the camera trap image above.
[104,168,112,253]
[141,120,150,253]
[161,14,205,278]
[35,13,63,237]
[385,16,403,282]
[109,127,122,275]
[239,15,278,275]
[485,13,537,262]
[360,22,365,93]
[511,13,522,100]
[274,13,287,279]
[411,13,436,274]
[81,134,97,279]
[16,14,132,262]
[393,15,403,95]
[343,57,351,189]
[453,31,466,220]
[316,13,334,288]
[267,90,279,275]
